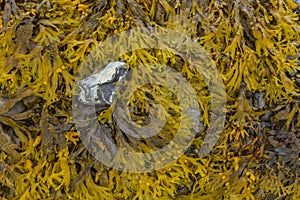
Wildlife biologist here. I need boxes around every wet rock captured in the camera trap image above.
[78,61,129,106]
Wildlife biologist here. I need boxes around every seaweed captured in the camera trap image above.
[0,0,299,199]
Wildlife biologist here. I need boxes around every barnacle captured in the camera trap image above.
[0,0,300,199]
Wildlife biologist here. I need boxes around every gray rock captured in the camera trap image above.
[78,61,129,106]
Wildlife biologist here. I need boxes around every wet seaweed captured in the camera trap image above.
[0,0,299,199]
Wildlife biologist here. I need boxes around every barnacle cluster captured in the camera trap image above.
[0,0,299,199]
